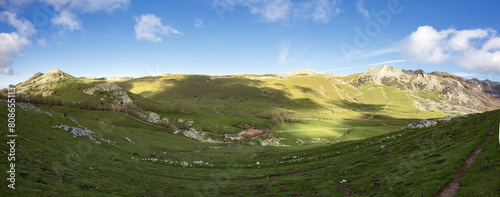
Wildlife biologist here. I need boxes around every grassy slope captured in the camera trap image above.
[67,74,454,145]
[61,74,453,140]
[107,74,450,119]
[1,102,498,196]
[458,122,500,196]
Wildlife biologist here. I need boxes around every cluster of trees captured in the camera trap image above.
[135,101,196,114]
[266,112,289,130]
[3,92,292,133]
[13,94,113,111]
[16,94,62,106]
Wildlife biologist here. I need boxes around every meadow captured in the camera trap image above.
[1,100,498,196]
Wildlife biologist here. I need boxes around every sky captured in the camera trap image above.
[1,0,500,88]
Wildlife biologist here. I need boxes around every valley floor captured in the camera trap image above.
[1,102,499,196]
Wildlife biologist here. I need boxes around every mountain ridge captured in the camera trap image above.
[349,65,500,113]
[11,65,500,115]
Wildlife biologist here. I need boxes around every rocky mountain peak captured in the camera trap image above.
[280,69,320,77]
[15,68,83,96]
[363,65,407,78]
[355,65,408,86]
[46,68,62,74]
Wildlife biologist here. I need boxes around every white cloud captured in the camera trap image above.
[194,18,204,29]
[311,0,339,23]
[134,14,182,43]
[41,0,130,31]
[212,0,339,23]
[0,11,34,74]
[355,0,370,19]
[51,10,82,31]
[400,25,500,74]
[448,29,489,51]
[42,0,130,13]
[0,0,130,74]
[400,26,453,64]
[0,32,30,74]
[278,40,291,63]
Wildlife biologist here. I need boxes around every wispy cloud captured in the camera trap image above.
[134,14,182,42]
[51,10,82,31]
[42,0,130,13]
[37,38,48,47]
[278,39,291,63]
[355,0,370,19]
[194,18,204,29]
[293,0,340,23]
[212,0,339,24]
[400,25,500,74]
[44,0,130,31]
[452,72,481,77]
[0,11,36,36]
[368,59,406,66]
[249,0,291,23]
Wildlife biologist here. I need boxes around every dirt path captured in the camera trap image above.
[434,114,500,197]
[275,126,399,133]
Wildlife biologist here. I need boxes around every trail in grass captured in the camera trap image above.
[275,126,399,133]
[434,114,500,197]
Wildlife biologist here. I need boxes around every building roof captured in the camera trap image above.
[245,129,262,136]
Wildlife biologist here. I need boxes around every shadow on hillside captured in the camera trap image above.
[484,89,500,99]
[122,75,324,115]
[293,85,315,94]
[330,99,385,112]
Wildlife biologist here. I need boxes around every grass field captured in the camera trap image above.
[1,101,499,196]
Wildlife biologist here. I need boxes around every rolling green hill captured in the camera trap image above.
[3,65,500,195]
[8,66,500,148]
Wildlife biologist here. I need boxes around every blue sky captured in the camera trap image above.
[1,0,500,88]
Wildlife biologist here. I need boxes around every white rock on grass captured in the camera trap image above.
[182,128,222,143]
[259,138,288,146]
[52,124,119,147]
[122,136,135,144]
[404,119,437,129]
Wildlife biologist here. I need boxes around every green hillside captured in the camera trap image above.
[1,101,499,196]
[107,74,448,119]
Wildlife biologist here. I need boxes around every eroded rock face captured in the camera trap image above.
[349,65,500,113]
[83,83,133,105]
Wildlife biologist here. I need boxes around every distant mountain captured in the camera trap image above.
[350,65,500,113]
[15,69,134,106]
[15,68,84,97]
